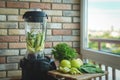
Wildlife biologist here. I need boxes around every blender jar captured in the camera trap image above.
[23,9,47,59]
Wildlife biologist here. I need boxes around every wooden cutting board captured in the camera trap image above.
[48,70,108,80]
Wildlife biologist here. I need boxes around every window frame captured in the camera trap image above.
[80,0,120,70]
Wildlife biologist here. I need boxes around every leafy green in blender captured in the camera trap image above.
[26,31,45,53]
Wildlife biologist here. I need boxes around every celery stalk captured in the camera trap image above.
[26,31,45,53]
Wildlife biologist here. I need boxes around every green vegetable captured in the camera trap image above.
[78,63,104,74]
[26,31,45,53]
[51,43,77,62]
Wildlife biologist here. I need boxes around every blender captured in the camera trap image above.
[20,9,56,80]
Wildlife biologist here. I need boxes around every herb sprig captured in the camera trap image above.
[51,43,77,61]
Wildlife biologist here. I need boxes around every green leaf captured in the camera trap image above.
[51,43,77,61]
[79,63,104,74]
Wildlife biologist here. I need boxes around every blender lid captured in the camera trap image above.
[23,9,48,22]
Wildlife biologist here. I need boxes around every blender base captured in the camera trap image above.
[20,56,57,80]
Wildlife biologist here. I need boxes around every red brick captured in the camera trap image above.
[0,1,5,7]
[73,4,80,10]
[52,30,71,35]
[0,57,6,64]
[7,2,29,8]
[0,36,19,42]
[9,43,26,48]
[30,3,51,9]
[63,23,80,29]
[45,42,52,48]
[52,4,71,10]
[0,43,7,48]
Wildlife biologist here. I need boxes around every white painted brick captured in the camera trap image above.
[46,36,62,41]
[42,0,61,3]
[7,70,21,77]
[0,22,18,28]
[0,63,18,70]
[73,17,80,22]
[44,10,62,16]
[72,30,80,35]
[0,29,7,35]
[63,36,80,41]
[8,15,18,21]
[63,0,80,3]
[63,11,80,16]
[47,23,62,29]
[20,49,26,55]
[73,42,80,47]
[0,8,18,15]
[0,71,6,78]
[0,50,19,56]
[0,15,6,21]
[20,0,40,2]
[7,56,24,63]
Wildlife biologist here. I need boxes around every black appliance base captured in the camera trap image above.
[20,56,57,80]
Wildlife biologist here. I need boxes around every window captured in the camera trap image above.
[81,0,120,70]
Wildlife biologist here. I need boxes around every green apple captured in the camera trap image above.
[60,60,71,68]
[71,58,83,68]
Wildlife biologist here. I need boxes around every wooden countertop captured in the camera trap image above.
[48,70,108,80]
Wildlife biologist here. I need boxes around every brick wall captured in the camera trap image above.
[0,0,80,79]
